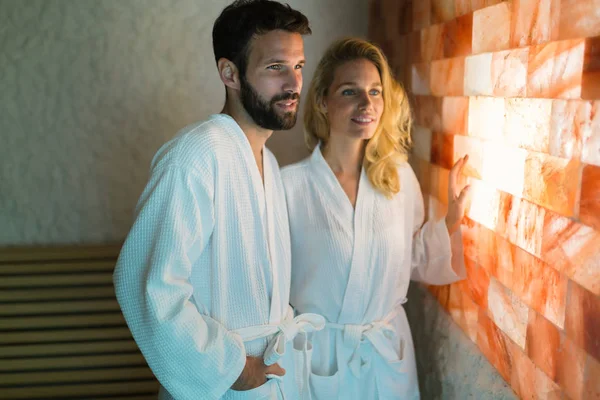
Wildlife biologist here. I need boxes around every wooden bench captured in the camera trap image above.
[0,245,159,399]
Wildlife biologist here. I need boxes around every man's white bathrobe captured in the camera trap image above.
[114,114,322,400]
[281,146,466,400]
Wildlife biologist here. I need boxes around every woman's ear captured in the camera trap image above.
[319,97,328,114]
[217,58,240,91]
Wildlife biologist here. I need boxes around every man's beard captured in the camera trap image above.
[240,76,299,131]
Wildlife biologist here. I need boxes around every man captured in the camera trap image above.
[113,1,323,399]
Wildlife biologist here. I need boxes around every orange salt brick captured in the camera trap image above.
[526,309,561,381]
[504,98,552,153]
[410,63,431,95]
[430,132,454,170]
[487,278,528,349]
[430,57,465,96]
[582,36,600,101]
[462,218,479,263]
[581,101,600,167]
[522,152,579,217]
[464,53,493,95]
[410,156,432,195]
[441,96,469,135]
[467,96,505,141]
[465,255,490,310]
[421,24,444,62]
[408,30,422,64]
[454,0,503,17]
[481,142,528,197]
[412,0,431,31]
[580,164,600,231]
[534,368,564,400]
[549,100,596,160]
[541,211,600,296]
[434,283,452,311]
[496,193,545,257]
[431,0,456,23]
[510,342,538,399]
[558,0,600,41]
[527,39,586,99]
[557,335,587,400]
[584,354,600,399]
[477,308,514,382]
[465,177,502,231]
[493,233,515,289]
[491,48,528,97]
[565,281,600,363]
[413,95,443,131]
[453,135,484,179]
[510,0,560,48]
[443,13,473,58]
[472,2,511,54]
[511,245,567,329]
[448,280,479,341]
[411,125,433,162]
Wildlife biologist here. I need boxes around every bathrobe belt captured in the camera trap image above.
[232,305,326,397]
[326,298,408,378]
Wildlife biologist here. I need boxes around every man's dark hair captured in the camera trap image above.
[212,0,311,77]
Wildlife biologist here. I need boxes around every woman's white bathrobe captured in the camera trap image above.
[114,114,322,400]
[281,146,466,400]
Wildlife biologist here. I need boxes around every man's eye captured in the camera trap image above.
[295,64,304,70]
[342,89,355,96]
[267,65,282,70]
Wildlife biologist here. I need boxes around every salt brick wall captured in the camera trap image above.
[369,0,600,398]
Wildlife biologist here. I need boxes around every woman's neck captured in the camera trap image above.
[322,136,365,176]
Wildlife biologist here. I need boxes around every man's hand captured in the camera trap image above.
[231,356,286,391]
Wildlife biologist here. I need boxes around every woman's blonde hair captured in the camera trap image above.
[304,37,412,197]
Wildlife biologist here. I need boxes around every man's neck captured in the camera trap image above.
[221,101,271,175]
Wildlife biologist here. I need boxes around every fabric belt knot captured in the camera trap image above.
[326,298,408,378]
[263,310,325,366]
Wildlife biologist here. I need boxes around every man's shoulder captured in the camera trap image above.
[151,116,233,173]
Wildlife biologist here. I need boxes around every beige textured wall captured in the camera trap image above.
[0,0,368,245]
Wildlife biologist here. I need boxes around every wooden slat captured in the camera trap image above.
[0,260,115,276]
[0,245,122,263]
[0,285,115,302]
[0,366,154,386]
[87,397,158,400]
[0,380,159,399]
[0,327,132,344]
[1,299,120,316]
[0,312,125,330]
[0,353,147,372]
[87,396,158,400]
[0,273,113,288]
[0,339,139,358]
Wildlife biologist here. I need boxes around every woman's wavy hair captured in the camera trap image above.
[304,37,412,197]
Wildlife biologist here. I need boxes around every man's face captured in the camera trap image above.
[240,30,305,131]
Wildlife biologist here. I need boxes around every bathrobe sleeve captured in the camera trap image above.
[408,167,466,285]
[113,162,246,400]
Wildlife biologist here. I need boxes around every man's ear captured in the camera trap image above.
[217,58,240,91]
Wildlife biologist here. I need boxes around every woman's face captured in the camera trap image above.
[323,58,384,142]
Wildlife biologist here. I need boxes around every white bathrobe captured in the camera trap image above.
[114,114,322,400]
[281,146,466,400]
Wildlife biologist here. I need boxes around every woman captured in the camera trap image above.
[282,38,470,399]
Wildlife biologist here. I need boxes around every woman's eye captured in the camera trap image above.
[370,89,381,95]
